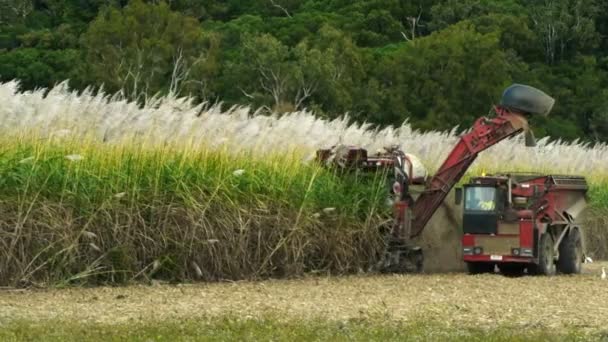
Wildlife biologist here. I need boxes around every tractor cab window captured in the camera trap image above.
[465,186,496,211]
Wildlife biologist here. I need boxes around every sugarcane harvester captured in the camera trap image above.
[317,84,588,275]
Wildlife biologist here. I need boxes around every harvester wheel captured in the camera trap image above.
[557,228,583,274]
[530,233,556,276]
[466,262,495,274]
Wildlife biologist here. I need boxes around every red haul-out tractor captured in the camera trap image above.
[317,84,589,275]
[459,173,587,275]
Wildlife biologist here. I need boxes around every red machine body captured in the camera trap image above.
[390,106,532,242]
[460,174,587,275]
[316,84,586,274]
[317,106,539,272]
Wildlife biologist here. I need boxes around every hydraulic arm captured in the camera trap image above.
[384,83,556,272]
[391,106,533,242]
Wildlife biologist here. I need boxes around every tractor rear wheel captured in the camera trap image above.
[530,233,556,276]
[557,228,583,274]
[466,262,495,274]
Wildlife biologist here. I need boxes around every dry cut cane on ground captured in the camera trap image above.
[1,262,607,333]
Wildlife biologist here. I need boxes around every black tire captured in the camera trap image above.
[557,228,583,274]
[499,263,526,277]
[530,233,556,276]
[466,262,495,274]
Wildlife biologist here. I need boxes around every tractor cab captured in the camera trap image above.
[461,177,508,235]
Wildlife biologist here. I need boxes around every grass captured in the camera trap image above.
[1,317,601,341]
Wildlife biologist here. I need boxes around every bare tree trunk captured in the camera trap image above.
[401,8,422,42]
[269,0,292,18]
[258,67,288,109]
[294,78,318,110]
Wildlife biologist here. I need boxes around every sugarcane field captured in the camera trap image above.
[3,1,608,341]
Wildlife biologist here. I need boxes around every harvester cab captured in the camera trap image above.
[316,84,587,275]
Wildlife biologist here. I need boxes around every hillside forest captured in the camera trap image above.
[2,0,608,141]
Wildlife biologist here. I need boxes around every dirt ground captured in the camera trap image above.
[1,262,607,333]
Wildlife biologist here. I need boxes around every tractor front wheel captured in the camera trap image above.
[557,228,583,274]
[530,233,556,276]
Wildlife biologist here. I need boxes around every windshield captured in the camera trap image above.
[465,187,496,211]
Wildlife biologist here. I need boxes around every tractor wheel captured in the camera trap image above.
[466,262,495,274]
[557,228,583,274]
[499,263,526,277]
[530,233,556,276]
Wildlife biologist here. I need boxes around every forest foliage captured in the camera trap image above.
[2,0,608,141]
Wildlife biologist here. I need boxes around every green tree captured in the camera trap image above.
[0,48,80,89]
[82,0,219,100]
[18,24,79,49]
[1,0,608,143]
[523,55,607,140]
[235,33,292,110]
[299,25,365,116]
[429,0,524,31]
[227,27,363,114]
[589,101,608,141]
[527,0,599,64]
[375,21,524,130]
[0,0,33,26]
[166,0,229,21]
[471,14,538,62]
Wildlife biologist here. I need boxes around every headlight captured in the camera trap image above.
[473,247,483,255]
[520,248,534,257]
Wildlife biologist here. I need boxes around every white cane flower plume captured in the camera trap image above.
[19,156,35,164]
[51,129,72,138]
[0,79,606,181]
[114,192,127,199]
[65,154,84,162]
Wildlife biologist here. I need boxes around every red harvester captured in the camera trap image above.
[317,84,589,275]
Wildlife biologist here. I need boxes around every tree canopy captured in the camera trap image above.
[1,0,608,141]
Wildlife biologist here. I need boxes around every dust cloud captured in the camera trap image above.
[415,190,466,273]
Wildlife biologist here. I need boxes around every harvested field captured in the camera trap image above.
[2,262,607,333]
